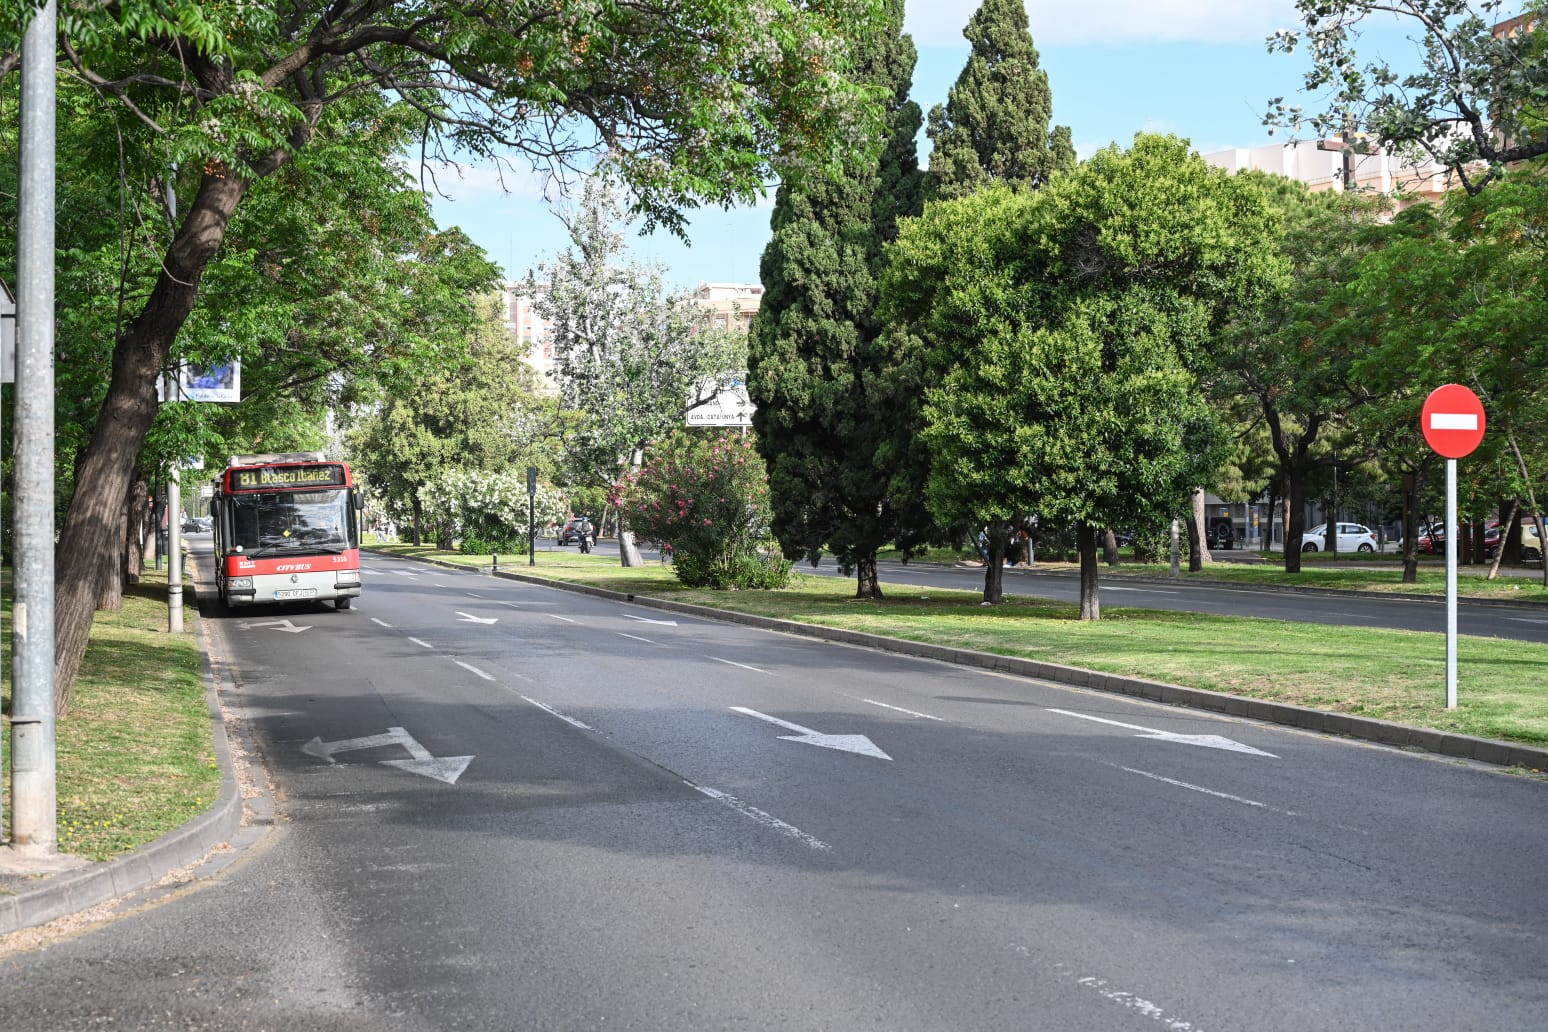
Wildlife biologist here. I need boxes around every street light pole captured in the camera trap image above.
[11,0,59,854]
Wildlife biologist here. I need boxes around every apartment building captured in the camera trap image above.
[1201,139,1451,204]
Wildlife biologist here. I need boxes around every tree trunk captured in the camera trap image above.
[1402,470,1421,584]
[124,478,148,586]
[1487,498,1519,581]
[1102,527,1119,566]
[1191,488,1212,568]
[1077,523,1100,621]
[411,493,425,546]
[981,527,1007,604]
[1283,468,1310,574]
[54,170,251,713]
[855,551,882,599]
[618,527,644,567]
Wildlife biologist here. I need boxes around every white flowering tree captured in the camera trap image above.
[417,468,569,553]
[535,177,746,566]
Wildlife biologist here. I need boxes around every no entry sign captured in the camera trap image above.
[1421,384,1486,459]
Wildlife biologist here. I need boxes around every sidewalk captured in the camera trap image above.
[3,548,1544,941]
[0,558,274,940]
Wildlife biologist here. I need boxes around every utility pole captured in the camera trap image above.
[165,170,184,633]
[12,0,59,854]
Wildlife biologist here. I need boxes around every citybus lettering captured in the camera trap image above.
[231,465,346,490]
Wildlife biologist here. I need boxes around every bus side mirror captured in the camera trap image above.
[352,489,365,511]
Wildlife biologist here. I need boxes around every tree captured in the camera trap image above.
[535,178,746,568]
[747,0,928,599]
[924,0,1074,199]
[885,137,1276,616]
[613,431,789,589]
[0,0,889,709]
[1209,175,1388,574]
[1267,1,1548,193]
[1347,167,1548,584]
[345,294,555,545]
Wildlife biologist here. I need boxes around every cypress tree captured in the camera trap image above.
[926,0,1075,199]
[747,0,927,599]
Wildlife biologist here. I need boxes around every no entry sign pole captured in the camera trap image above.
[1444,457,1457,708]
[1421,384,1486,710]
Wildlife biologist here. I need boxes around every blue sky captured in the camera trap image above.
[425,1,1398,291]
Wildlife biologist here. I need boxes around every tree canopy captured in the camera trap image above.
[0,0,891,708]
[1267,1,1548,193]
[747,0,928,598]
[884,136,1278,615]
[924,0,1074,198]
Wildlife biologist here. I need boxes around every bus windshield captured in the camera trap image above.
[227,489,353,555]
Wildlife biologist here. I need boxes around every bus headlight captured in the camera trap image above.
[229,576,253,590]
[335,570,360,584]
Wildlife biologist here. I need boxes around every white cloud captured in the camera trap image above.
[905,0,1299,48]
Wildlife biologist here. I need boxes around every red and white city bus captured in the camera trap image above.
[209,452,364,611]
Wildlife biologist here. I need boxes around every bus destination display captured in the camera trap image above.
[231,464,347,490]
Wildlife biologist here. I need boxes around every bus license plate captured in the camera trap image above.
[273,588,317,600]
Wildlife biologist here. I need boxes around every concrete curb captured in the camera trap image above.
[387,550,1548,775]
[0,625,243,936]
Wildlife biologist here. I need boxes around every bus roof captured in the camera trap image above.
[227,452,329,467]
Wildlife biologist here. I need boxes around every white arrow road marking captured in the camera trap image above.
[859,698,943,721]
[237,619,311,633]
[455,611,499,625]
[731,707,892,760]
[1046,708,1277,757]
[624,613,679,627]
[300,726,473,784]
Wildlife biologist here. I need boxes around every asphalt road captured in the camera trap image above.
[1,548,1544,1030]
[769,551,1548,644]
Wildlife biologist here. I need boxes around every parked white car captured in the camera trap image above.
[1301,522,1378,553]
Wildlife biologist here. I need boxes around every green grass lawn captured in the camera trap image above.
[3,566,220,862]
[374,544,1548,752]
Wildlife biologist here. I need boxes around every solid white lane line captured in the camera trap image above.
[408,637,434,649]
[687,782,830,852]
[547,613,577,624]
[370,618,392,628]
[619,633,656,644]
[708,655,770,674]
[860,698,943,721]
[518,694,592,730]
[455,661,495,682]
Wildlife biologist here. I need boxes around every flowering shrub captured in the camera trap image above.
[613,432,789,589]
[417,467,569,554]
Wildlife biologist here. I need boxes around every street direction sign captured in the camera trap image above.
[301,726,473,784]
[731,707,892,760]
[1421,384,1486,459]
